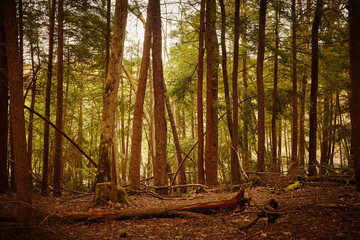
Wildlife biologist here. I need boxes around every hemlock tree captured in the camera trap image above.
[97,0,128,184]
[349,0,360,190]
[4,0,32,222]
[256,0,266,172]
[204,0,219,186]
[130,0,153,189]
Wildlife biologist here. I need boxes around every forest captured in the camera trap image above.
[1,0,360,239]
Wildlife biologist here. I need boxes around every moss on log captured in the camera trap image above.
[93,182,132,206]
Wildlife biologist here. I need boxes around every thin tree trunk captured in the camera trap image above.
[349,0,360,190]
[130,0,153,189]
[271,0,279,172]
[256,0,267,172]
[231,0,241,183]
[53,0,64,197]
[308,0,323,176]
[197,0,205,185]
[290,0,298,172]
[320,96,330,175]
[122,87,132,183]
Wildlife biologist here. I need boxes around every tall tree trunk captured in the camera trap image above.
[271,0,279,172]
[308,0,323,176]
[256,0,267,172]
[41,0,56,197]
[152,0,168,191]
[97,0,128,184]
[53,0,64,197]
[241,0,249,170]
[349,0,360,190]
[205,0,219,186]
[197,0,205,185]
[319,96,330,175]
[231,0,241,184]
[122,87,132,183]
[219,0,233,139]
[4,0,32,221]
[130,0,153,189]
[291,0,299,172]
[0,0,9,193]
[105,0,111,77]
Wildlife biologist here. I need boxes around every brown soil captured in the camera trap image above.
[1,181,360,239]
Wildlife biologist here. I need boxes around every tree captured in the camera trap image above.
[231,0,241,183]
[349,0,360,190]
[41,0,56,197]
[308,0,323,176]
[152,0,168,191]
[0,0,9,193]
[53,0,64,197]
[130,0,153,189]
[290,0,298,172]
[256,0,266,172]
[97,0,128,184]
[197,0,205,185]
[4,0,32,222]
[205,0,219,186]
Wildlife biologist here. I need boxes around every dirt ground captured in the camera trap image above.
[1,180,360,239]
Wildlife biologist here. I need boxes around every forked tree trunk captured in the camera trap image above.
[98,0,128,184]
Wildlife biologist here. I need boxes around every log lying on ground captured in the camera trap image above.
[52,186,249,221]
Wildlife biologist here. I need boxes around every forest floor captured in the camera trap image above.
[1,179,360,240]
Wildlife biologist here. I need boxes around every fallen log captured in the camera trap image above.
[51,186,249,221]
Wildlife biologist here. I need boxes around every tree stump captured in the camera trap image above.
[93,182,132,206]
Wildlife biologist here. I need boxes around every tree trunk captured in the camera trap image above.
[152,0,168,192]
[205,0,219,186]
[4,0,32,222]
[53,0,64,197]
[349,0,360,190]
[256,0,267,172]
[320,96,330,175]
[271,0,279,172]
[97,0,128,184]
[219,0,233,139]
[0,0,9,193]
[129,0,153,189]
[231,0,241,184]
[290,0,298,173]
[308,0,323,176]
[197,0,205,185]
[41,0,56,197]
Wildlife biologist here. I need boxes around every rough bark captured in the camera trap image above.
[0,0,9,193]
[205,0,219,186]
[349,0,360,190]
[256,0,267,172]
[308,0,323,176]
[98,0,128,184]
[130,0,153,189]
[231,0,241,183]
[197,0,205,185]
[152,0,168,191]
[4,0,32,222]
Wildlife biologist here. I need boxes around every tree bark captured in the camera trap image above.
[231,0,241,184]
[4,0,32,222]
[205,0,219,186]
[97,0,128,184]
[130,0,153,189]
[197,0,205,185]
[0,0,9,193]
[349,0,360,190]
[256,0,266,172]
[308,0,323,176]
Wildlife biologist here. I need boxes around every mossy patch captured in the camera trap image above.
[93,182,132,206]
